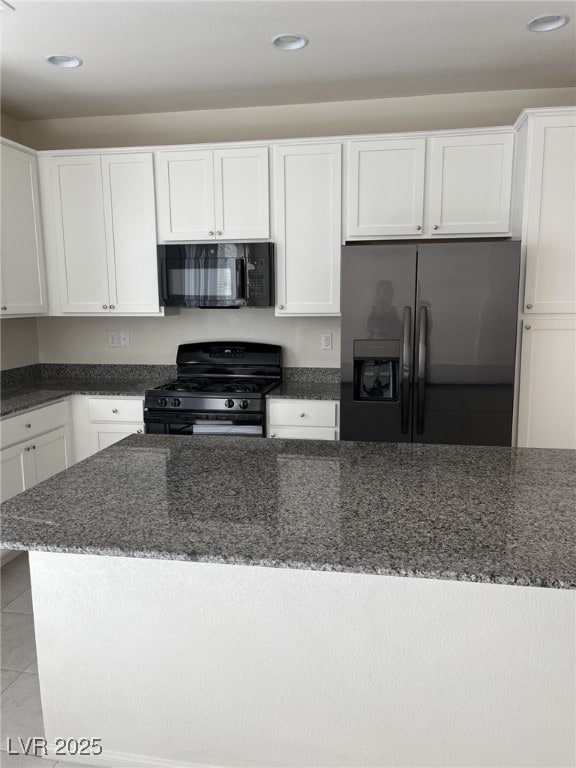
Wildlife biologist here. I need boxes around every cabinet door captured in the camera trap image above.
[523,115,576,314]
[0,144,47,315]
[156,150,215,241]
[517,319,576,449]
[274,144,341,315]
[426,133,514,235]
[52,156,110,313]
[0,444,29,502]
[91,423,144,453]
[213,147,269,240]
[346,139,426,238]
[32,426,71,484]
[102,154,159,313]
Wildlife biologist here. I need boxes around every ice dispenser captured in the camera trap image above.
[353,340,400,402]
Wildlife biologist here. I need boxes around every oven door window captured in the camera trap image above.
[164,249,246,307]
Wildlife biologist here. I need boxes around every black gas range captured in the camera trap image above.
[144,342,282,437]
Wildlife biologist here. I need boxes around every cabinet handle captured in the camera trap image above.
[112,408,119,413]
[270,433,276,438]
[526,304,533,309]
[103,304,108,309]
[110,304,115,310]
[1,306,7,311]
[31,445,36,450]
[136,429,143,434]
[415,225,422,231]
[216,230,222,236]
[433,225,439,230]
[525,324,531,330]
[24,446,31,452]
[278,305,284,310]
[300,413,306,418]
[208,230,214,236]
[24,423,31,429]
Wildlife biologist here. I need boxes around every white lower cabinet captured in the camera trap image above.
[517,319,576,449]
[1,401,72,502]
[267,399,339,441]
[71,395,144,461]
[1,402,72,562]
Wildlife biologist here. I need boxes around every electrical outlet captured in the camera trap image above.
[119,330,130,348]
[320,333,332,350]
[107,331,119,348]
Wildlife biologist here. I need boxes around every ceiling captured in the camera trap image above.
[2,0,576,122]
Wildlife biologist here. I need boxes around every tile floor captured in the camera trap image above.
[1,554,95,768]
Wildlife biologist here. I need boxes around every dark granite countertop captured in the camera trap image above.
[0,378,163,417]
[1,434,574,589]
[0,365,340,418]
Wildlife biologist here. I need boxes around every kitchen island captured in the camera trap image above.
[1,435,575,767]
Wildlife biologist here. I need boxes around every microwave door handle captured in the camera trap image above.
[159,252,169,305]
[237,257,247,302]
[416,305,427,435]
[400,306,411,434]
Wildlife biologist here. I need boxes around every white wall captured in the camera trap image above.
[19,87,576,150]
[31,552,576,768]
[0,318,39,370]
[36,312,340,368]
[1,112,22,143]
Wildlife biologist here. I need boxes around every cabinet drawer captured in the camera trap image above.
[268,426,337,441]
[1,400,69,449]
[268,400,338,428]
[88,398,143,423]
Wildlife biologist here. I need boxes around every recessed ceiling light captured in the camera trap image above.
[0,0,15,11]
[271,33,309,51]
[526,14,569,32]
[45,54,83,68]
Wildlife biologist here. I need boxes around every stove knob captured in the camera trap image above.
[159,398,167,407]
[239,399,249,410]
[172,398,181,407]
[224,399,235,409]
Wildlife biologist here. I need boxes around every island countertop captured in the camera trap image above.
[1,435,574,589]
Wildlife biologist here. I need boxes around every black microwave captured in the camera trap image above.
[158,242,274,308]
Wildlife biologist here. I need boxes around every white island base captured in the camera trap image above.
[29,552,575,768]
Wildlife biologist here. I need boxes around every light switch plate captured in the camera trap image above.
[119,331,130,348]
[107,331,118,348]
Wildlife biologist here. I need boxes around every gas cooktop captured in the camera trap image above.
[152,377,277,395]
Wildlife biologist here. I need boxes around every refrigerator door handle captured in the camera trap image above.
[416,305,427,435]
[400,305,411,434]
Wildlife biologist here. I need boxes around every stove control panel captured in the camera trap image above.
[145,394,263,413]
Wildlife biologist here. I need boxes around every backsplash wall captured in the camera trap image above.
[36,312,341,367]
[1,319,40,370]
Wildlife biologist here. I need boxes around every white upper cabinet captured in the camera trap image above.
[45,152,159,314]
[522,113,576,314]
[0,142,47,316]
[101,155,159,313]
[156,146,269,241]
[426,132,514,235]
[346,138,426,238]
[274,143,341,316]
[345,130,514,239]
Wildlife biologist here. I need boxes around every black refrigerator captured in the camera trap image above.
[340,242,520,445]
